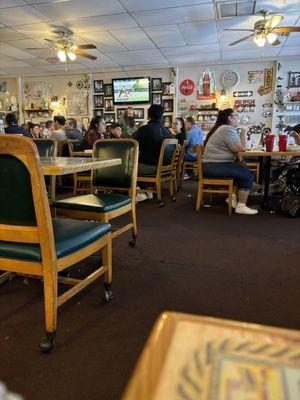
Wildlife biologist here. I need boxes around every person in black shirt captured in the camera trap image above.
[4,113,32,138]
[133,105,172,175]
[173,117,186,145]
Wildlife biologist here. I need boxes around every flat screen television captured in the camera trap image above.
[112,77,150,104]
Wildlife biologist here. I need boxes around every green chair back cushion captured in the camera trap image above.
[0,155,36,226]
[93,141,135,189]
[33,140,56,157]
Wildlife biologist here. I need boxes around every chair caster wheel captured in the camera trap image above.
[159,202,165,208]
[129,238,136,247]
[39,336,54,353]
[104,290,113,302]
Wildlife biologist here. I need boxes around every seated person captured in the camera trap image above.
[42,120,54,138]
[65,118,83,142]
[203,108,257,215]
[133,104,172,176]
[184,116,203,161]
[110,122,122,139]
[4,113,32,138]
[51,115,66,141]
[28,122,41,138]
[83,116,106,149]
[173,117,186,145]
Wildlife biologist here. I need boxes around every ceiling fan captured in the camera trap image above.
[26,30,97,63]
[224,10,300,47]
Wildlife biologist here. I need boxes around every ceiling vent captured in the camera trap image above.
[215,0,256,19]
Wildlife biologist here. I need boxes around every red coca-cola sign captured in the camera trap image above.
[180,79,195,96]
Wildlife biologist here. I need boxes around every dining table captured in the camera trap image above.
[123,312,300,400]
[41,156,122,200]
[239,150,300,210]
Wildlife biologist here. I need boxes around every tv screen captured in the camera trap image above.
[112,77,150,104]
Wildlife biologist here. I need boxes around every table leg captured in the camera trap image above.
[261,156,271,210]
[50,176,56,201]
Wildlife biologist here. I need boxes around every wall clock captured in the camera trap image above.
[221,70,240,89]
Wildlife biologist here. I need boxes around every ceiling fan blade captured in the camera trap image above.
[229,34,254,46]
[273,27,300,33]
[76,44,97,49]
[265,15,283,28]
[271,38,281,46]
[223,28,254,32]
[74,49,97,60]
[26,47,48,50]
[44,38,56,44]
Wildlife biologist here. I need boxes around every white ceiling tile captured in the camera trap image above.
[13,22,58,39]
[79,32,127,52]
[144,25,186,48]
[0,5,50,26]
[0,42,37,59]
[0,27,27,41]
[221,47,280,60]
[162,43,219,56]
[0,58,30,68]
[119,0,212,12]
[110,28,155,50]
[35,0,126,21]
[257,0,300,14]
[179,21,218,45]
[25,58,53,66]
[5,66,46,75]
[221,39,282,51]
[133,4,215,27]
[4,38,44,50]
[26,48,57,58]
[78,54,119,67]
[166,51,220,63]
[0,0,27,8]
[279,45,300,56]
[107,49,168,65]
[40,63,85,71]
[66,14,138,33]
[24,0,52,3]
[284,34,300,46]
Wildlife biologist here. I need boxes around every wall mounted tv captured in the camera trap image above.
[112,77,150,104]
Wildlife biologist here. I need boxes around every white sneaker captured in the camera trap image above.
[235,203,258,215]
[146,192,153,199]
[135,193,147,203]
[225,193,237,209]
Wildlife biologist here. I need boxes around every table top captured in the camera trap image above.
[240,150,300,157]
[123,312,300,400]
[71,151,93,157]
[40,156,121,176]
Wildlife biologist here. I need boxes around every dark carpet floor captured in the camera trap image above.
[1,184,300,400]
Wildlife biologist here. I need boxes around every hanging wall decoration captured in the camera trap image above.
[258,68,273,96]
[248,70,263,84]
[0,81,7,93]
[197,69,216,100]
[67,90,88,116]
[180,79,195,96]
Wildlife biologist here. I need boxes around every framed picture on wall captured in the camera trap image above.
[134,108,144,120]
[93,109,103,118]
[152,93,162,105]
[163,115,172,128]
[288,72,300,88]
[151,78,162,92]
[104,113,116,124]
[162,82,173,95]
[104,84,113,97]
[162,99,173,112]
[105,98,114,111]
[0,99,4,111]
[94,94,104,108]
[116,108,126,119]
[82,117,90,126]
[94,80,104,93]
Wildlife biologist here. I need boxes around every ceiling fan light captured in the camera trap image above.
[253,34,266,47]
[57,49,66,62]
[67,51,76,61]
[267,32,278,44]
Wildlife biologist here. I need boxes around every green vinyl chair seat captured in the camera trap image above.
[0,218,111,262]
[54,193,131,213]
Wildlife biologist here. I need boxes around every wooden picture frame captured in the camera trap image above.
[94,80,104,93]
[162,99,173,112]
[82,117,90,126]
[288,72,300,88]
[104,98,114,112]
[151,78,162,92]
[104,113,116,124]
[93,109,103,118]
[94,95,104,109]
[134,108,145,120]
[152,93,162,105]
[163,115,172,128]
[116,108,126,119]
[104,84,113,97]
[163,82,173,95]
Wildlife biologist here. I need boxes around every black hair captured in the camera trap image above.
[66,118,77,129]
[148,104,164,120]
[88,116,105,131]
[28,122,39,132]
[110,122,121,130]
[45,120,53,128]
[175,117,186,135]
[5,113,18,126]
[186,116,196,125]
[54,115,66,126]
[204,108,234,147]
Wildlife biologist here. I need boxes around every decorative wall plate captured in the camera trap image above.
[221,70,240,89]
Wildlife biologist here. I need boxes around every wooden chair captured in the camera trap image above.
[0,135,112,352]
[171,144,182,193]
[194,145,234,216]
[246,161,260,183]
[137,139,178,206]
[53,139,139,246]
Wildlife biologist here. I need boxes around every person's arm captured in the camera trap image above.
[223,126,245,153]
[290,130,300,145]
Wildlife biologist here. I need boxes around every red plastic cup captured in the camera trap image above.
[264,135,275,152]
[278,135,288,151]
